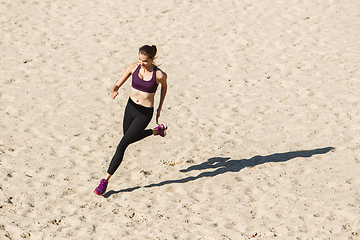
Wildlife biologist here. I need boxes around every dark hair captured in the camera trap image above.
[139,45,157,59]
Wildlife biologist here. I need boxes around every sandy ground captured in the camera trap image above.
[1,0,360,239]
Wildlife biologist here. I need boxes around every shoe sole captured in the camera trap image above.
[94,190,103,196]
[161,123,168,137]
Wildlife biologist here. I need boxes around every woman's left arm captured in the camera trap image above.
[156,70,167,124]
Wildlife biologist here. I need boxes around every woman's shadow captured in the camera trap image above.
[104,146,334,198]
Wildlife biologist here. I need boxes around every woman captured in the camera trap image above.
[94,45,168,196]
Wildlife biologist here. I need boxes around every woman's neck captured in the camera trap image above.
[141,64,154,72]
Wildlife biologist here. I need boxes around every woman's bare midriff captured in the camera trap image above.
[130,87,156,108]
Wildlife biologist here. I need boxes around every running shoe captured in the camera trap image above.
[154,123,168,137]
[94,179,108,196]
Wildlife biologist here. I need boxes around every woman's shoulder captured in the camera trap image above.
[126,62,139,73]
[130,62,140,69]
[156,67,167,80]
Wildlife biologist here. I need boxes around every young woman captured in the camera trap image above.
[94,45,168,196]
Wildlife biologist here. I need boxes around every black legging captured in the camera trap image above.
[107,97,154,175]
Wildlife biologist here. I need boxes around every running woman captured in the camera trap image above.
[94,45,168,196]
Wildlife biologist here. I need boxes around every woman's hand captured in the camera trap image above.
[111,84,120,99]
[112,91,119,99]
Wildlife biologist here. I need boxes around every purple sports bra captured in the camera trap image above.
[131,65,158,93]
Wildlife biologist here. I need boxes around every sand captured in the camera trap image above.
[1,0,360,239]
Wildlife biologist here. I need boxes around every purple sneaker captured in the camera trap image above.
[154,123,168,137]
[94,179,108,196]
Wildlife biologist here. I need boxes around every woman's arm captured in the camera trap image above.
[112,63,137,99]
[156,70,168,124]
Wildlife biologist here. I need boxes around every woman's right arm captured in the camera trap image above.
[112,63,137,99]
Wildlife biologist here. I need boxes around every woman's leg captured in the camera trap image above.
[95,99,153,195]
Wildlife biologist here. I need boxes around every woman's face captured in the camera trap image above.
[138,53,153,68]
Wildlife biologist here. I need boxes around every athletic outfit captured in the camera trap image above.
[107,65,158,175]
[95,64,167,196]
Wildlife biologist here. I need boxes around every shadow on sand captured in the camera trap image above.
[104,146,334,198]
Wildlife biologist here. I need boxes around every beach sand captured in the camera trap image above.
[1,0,360,239]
